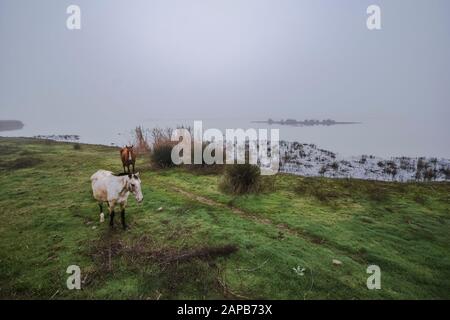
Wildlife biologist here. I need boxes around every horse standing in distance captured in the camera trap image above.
[120,145,136,173]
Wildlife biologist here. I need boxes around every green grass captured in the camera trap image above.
[0,137,449,299]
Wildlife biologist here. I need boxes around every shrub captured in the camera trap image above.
[150,141,176,168]
[220,164,261,194]
[73,143,81,150]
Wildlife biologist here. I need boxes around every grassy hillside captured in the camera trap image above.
[0,137,449,299]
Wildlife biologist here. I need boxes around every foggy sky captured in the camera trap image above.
[1,0,450,126]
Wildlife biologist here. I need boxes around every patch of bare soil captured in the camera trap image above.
[89,233,238,272]
[0,157,43,170]
[85,232,240,297]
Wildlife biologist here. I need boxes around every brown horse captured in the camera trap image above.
[120,145,136,173]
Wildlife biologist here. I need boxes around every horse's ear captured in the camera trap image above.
[135,172,140,177]
[128,174,132,179]
[130,145,134,148]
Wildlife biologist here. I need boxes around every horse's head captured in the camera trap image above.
[126,172,143,203]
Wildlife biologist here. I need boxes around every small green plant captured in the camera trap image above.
[220,164,262,194]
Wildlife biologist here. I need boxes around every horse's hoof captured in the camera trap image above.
[99,213,105,223]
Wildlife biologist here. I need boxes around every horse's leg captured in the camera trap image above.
[109,210,115,227]
[99,203,105,223]
[123,164,127,174]
[132,162,135,174]
[109,201,115,227]
[120,204,127,230]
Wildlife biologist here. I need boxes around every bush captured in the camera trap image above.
[73,143,81,150]
[220,164,262,194]
[150,142,176,168]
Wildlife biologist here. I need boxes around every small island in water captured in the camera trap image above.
[252,119,361,127]
[0,120,24,132]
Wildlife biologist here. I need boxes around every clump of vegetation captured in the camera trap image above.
[219,164,262,194]
[132,126,151,154]
[148,127,176,169]
[0,157,43,170]
[151,141,176,169]
[73,143,81,150]
[383,161,398,179]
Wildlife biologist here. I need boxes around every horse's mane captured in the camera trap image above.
[112,172,139,179]
[112,172,130,177]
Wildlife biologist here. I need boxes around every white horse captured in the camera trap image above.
[90,170,143,229]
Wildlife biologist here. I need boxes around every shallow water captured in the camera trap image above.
[2,114,449,159]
